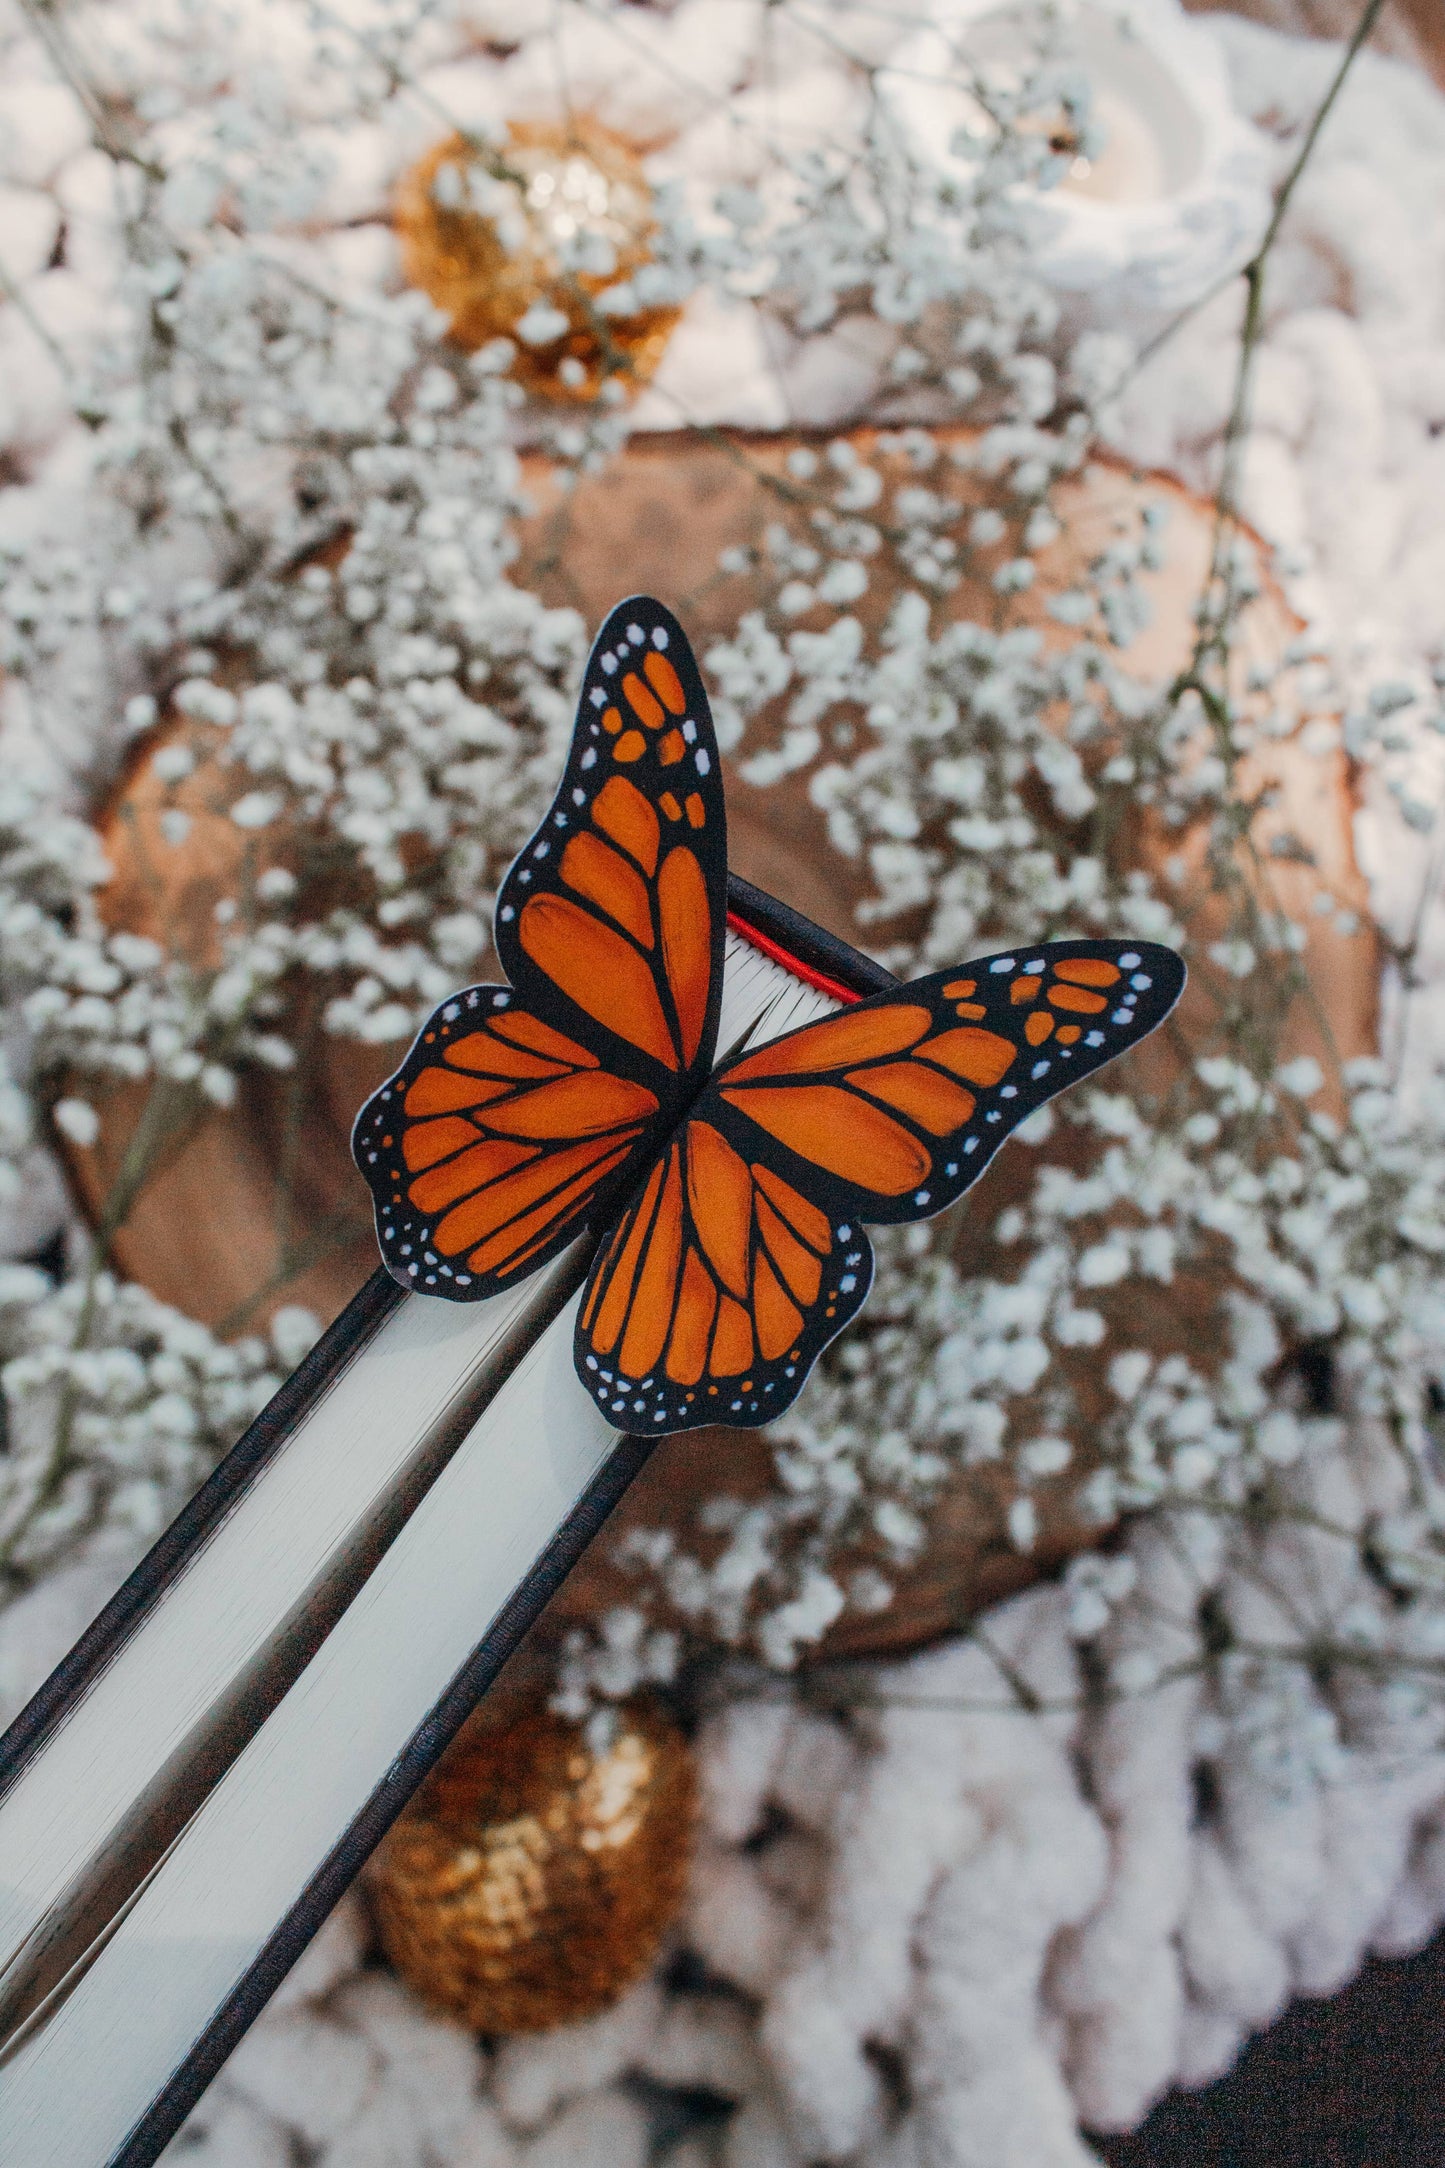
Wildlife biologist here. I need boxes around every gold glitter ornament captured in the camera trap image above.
[366,1694,697,2032]
[394,120,681,400]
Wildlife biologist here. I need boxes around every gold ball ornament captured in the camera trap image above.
[394,120,682,400]
[366,1695,697,2033]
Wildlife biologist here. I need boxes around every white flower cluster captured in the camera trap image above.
[545,26,1445,1752]
[0,776,321,1594]
[587,403,1445,1697]
[0,260,583,1051]
[592,9,1411,1698]
[0,1247,301,1593]
[0,0,600,1582]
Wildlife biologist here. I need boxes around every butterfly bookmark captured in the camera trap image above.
[353,596,1185,1435]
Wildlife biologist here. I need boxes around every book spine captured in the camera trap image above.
[110,882,896,2164]
[111,1426,662,2168]
[0,1271,406,1801]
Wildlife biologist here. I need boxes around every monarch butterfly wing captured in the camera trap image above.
[493,595,729,1100]
[353,595,728,1304]
[574,938,1185,1430]
[574,1116,876,1433]
[715,938,1186,1223]
[353,990,663,1301]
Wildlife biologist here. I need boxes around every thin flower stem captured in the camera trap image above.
[15,0,165,182]
[1192,0,1388,667]
[1121,0,1389,395]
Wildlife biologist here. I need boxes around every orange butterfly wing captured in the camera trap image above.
[353,596,729,1301]
[493,599,727,1087]
[578,1115,866,1430]
[576,940,1185,1430]
[354,997,661,1293]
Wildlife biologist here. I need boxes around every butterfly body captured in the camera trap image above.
[353,597,1185,1435]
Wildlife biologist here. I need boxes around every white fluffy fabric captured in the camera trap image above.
[2,5,1445,2164]
[106,1490,1445,2167]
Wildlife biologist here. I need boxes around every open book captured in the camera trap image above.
[0,877,886,2168]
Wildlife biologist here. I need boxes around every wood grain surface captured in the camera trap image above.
[71,427,1377,1660]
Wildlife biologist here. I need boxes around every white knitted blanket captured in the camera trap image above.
[2,10,1443,2165]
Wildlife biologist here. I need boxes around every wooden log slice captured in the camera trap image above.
[66,428,1377,1660]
